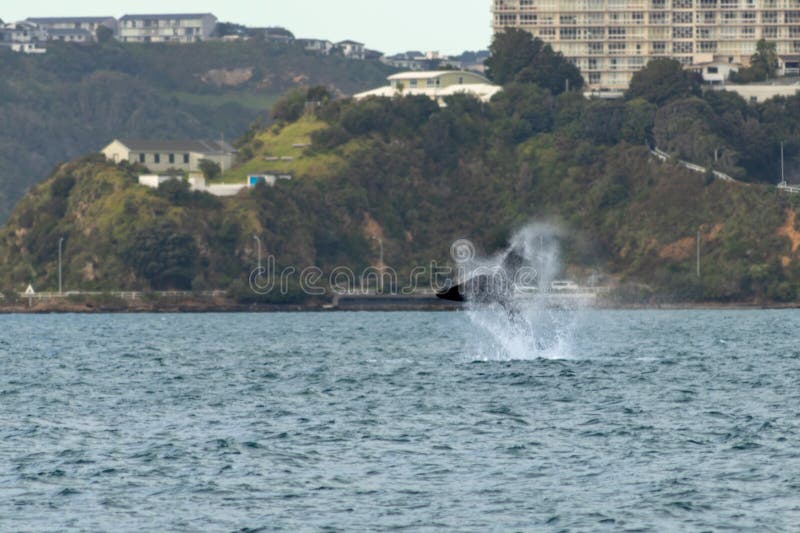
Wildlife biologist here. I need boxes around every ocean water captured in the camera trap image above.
[2,310,800,531]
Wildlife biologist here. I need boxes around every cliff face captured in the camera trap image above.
[2,88,800,304]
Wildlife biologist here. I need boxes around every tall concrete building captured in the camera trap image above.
[492,0,800,89]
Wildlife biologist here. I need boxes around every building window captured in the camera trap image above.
[588,42,604,55]
[609,43,626,55]
[169,153,175,164]
[410,79,417,88]
[589,72,601,84]
[183,153,189,164]
[673,12,693,23]
[673,42,694,53]
[139,153,145,163]
[673,0,693,7]
[673,26,693,39]
[700,41,718,52]
[707,66,719,73]
[608,27,626,40]
[652,41,667,54]
[154,154,160,164]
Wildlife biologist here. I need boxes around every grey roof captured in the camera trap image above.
[117,139,235,153]
[337,40,364,46]
[119,13,216,21]
[27,17,115,23]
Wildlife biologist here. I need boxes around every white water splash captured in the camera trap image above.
[460,223,584,361]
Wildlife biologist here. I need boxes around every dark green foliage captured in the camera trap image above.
[124,221,198,290]
[50,175,76,197]
[627,58,702,105]
[199,159,222,181]
[485,28,584,94]
[731,40,779,83]
[95,26,114,44]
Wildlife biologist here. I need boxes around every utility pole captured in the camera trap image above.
[781,141,785,186]
[58,237,64,294]
[370,236,384,292]
[696,229,701,278]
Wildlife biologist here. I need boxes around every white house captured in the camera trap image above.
[355,71,502,104]
[0,22,48,53]
[0,22,47,44]
[102,139,236,173]
[337,40,365,60]
[26,17,117,38]
[296,38,334,55]
[118,13,217,43]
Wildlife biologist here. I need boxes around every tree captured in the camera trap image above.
[732,40,779,82]
[198,159,221,181]
[123,221,198,290]
[626,58,701,105]
[95,25,114,44]
[485,28,583,94]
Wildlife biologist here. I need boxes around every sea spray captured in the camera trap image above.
[457,223,583,361]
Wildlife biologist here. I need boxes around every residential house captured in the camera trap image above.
[47,28,94,44]
[354,71,502,105]
[381,51,458,71]
[118,13,218,43]
[0,22,48,53]
[102,139,236,173]
[26,16,117,39]
[337,40,365,60]
[0,22,47,43]
[296,38,334,55]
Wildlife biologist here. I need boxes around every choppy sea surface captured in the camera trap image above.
[2,310,800,531]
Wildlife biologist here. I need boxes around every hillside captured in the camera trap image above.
[0,39,395,221]
[2,78,800,304]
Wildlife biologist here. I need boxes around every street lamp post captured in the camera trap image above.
[370,235,384,293]
[253,235,262,273]
[58,237,64,295]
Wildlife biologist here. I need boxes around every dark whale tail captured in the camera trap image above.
[436,249,525,303]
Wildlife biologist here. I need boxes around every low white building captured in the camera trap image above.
[713,81,800,103]
[354,71,502,104]
[337,40,365,60]
[102,139,236,173]
[118,13,217,43]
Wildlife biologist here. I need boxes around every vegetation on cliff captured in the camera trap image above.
[0,39,394,221]
[2,35,800,303]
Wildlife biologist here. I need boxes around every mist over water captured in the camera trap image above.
[458,223,583,361]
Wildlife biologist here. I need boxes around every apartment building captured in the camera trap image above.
[26,17,117,37]
[118,13,217,43]
[492,0,800,89]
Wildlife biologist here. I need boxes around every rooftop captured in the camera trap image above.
[115,139,235,153]
[27,17,115,23]
[388,70,491,82]
[119,13,216,21]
